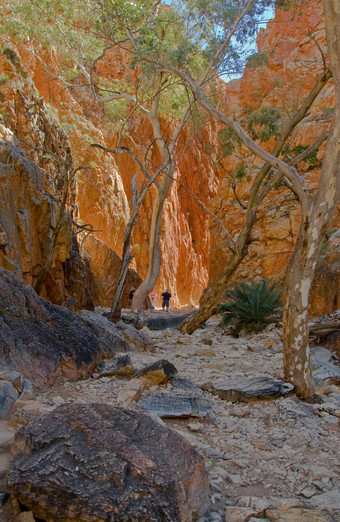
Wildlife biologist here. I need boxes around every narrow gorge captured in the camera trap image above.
[0,0,339,521]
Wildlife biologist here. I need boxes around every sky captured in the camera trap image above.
[162,1,275,81]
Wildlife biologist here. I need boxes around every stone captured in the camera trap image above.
[15,512,36,522]
[171,376,203,395]
[278,398,318,428]
[136,359,178,386]
[224,506,264,522]
[20,380,34,400]
[312,359,340,385]
[0,268,130,390]
[310,346,334,363]
[0,140,92,311]
[0,381,19,419]
[266,503,338,522]
[82,235,142,309]
[117,323,155,352]
[96,354,134,378]
[143,312,194,330]
[0,372,23,393]
[139,392,212,418]
[116,378,142,403]
[212,376,294,402]
[0,491,9,507]
[6,404,210,521]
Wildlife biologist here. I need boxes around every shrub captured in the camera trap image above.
[246,51,268,69]
[219,279,282,337]
[248,107,281,142]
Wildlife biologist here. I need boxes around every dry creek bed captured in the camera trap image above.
[1,309,340,522]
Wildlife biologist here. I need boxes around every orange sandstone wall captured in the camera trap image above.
[209,0,337,298]
[0,0,338,312]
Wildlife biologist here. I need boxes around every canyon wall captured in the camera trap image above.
[208,0,339,316]
[0,0,338,315]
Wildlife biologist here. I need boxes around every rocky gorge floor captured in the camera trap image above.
[1,307,340,521]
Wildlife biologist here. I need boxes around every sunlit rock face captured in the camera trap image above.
[208,0,338,314]
[0,40,220,307]
[0,0,338,311]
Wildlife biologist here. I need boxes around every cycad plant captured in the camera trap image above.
[219,279,282,337]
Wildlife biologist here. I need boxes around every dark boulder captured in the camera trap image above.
[0,268,130,390]
[6,403,209,521]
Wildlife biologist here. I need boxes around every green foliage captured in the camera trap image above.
[235,162,250,181]
[276,0,299,10]
[218,127,241,156]
[0,73,9,85]
[219,279,282,337]
[173,0,275,75]
[246,51,268,69]
[282,144,322,170]
[248,107,281,142]
[2,45,19,65]
[322,107,334,117]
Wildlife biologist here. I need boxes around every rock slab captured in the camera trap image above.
[212,376,294,402]
[6,403,209,522]
[140,392,212,418]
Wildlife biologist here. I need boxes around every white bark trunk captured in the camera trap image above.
[282,0,340,399]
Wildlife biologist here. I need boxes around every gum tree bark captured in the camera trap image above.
[283,0,340,397]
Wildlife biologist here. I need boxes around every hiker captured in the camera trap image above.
[161,289,171,312]
[150,292,157,309]
[128,287,135,306]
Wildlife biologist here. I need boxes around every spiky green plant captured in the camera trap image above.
[219,279,282,337]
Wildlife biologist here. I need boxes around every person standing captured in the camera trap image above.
[150,292,157,308]
[128,287,135,306]
[161,289,171,312]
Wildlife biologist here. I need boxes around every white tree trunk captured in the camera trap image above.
[131,187,167,311]
[283,0,340,399]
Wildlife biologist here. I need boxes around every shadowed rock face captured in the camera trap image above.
[0,267,130,390]
[6,403,210,522]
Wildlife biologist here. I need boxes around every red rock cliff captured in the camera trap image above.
[0,0,338,314]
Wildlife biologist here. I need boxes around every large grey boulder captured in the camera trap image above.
[0,268,131,390]
[6,403,209,521]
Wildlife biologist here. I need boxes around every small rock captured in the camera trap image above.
[0,381,19,419]
[0,491,9,506]
[20,379,34,400]
[139,392,212,418]
[15,512,36,521]
[224,507,261,522]
[117,378,142,403]
[0,371,23,393]
[171,376,203,395]
[136,359,177,386]
[52,396,65,406]
[299,486,318,498]
[96,354,134,378]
